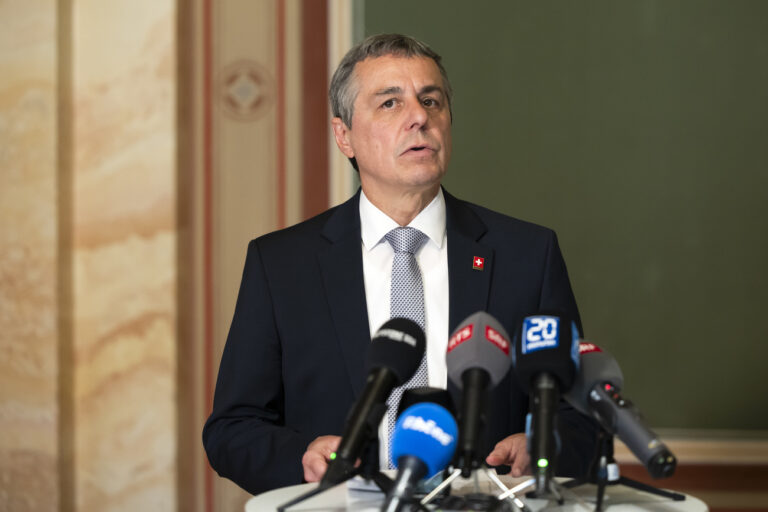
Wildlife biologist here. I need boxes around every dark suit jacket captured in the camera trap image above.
[203,189,596,495]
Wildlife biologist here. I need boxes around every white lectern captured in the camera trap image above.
[245,475,708,511]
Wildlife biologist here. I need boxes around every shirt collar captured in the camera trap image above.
[359,188,447,251]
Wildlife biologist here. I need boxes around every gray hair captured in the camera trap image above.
[329,33,453,128]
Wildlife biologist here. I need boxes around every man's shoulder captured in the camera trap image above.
[445,191,556,242]
[255,208,333,244]
[248,192,359,253]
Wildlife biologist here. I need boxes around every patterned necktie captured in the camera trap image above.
[383,227,429,468]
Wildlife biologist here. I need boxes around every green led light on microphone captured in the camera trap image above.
[537,458,549,469]
[330,452,337,460]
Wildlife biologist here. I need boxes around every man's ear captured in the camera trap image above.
[331,117,355,158]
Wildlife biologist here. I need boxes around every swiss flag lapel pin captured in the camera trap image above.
[472,256,485,271]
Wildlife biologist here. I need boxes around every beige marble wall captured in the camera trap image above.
[70,0,177,510]
[0,0,59,510]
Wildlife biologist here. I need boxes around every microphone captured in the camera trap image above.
[512,313,579,495]
[320,318,426,489]
[564,343,677,479]
[446,311,512,477]
[382,403,458,512]
[397,386,456,418]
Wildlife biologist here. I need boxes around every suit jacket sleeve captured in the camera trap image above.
[539,231,599,477]
[202,240,313,495]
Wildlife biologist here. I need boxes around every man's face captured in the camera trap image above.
[333,55,452,198]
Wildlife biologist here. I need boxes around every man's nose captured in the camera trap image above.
[405,98,428,129]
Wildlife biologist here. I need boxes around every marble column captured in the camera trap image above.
[69,0,177,510]
[0,0,59,510]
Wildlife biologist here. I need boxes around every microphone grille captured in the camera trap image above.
[391,402,458,478]
[446,311,512,388]
[367,317,426,385]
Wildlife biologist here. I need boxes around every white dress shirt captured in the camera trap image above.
[359,188,450,467]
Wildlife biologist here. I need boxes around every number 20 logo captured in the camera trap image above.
[525,317,559,342]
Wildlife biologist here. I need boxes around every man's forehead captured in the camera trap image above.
[353,54,444,92]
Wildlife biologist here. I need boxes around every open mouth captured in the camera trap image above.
[403,145,433,154]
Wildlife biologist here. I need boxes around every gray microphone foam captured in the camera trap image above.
[446,311,512,388]
[564,342,624,415]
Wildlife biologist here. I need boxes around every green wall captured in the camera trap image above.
[364,0,768,432]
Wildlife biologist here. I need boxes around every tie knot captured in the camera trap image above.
[385,227,428,254]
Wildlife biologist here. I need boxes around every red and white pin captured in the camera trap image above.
[472,256,485,270]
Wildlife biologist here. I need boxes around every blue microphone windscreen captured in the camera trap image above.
[390,403,458,478]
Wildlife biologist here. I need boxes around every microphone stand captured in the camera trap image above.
[505,475,566,505]
[561,429,685,511]
[419,464,532,512]
[522,373,567,505]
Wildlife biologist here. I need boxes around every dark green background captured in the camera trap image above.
[365,0,768,431]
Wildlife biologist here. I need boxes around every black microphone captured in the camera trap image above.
[564,342,677,479]
[320,318,426,489]
[397,386,456,418]
[512,313,579,495]
[446,311,512,477]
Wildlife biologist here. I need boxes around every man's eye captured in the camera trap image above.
[382,99,395,108]
[422,98,438,108]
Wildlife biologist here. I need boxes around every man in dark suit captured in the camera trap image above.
[203,34,596,496]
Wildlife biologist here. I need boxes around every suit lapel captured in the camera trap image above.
[444,190,493,332]
[316,189,492,396]
[318,191,371,397]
